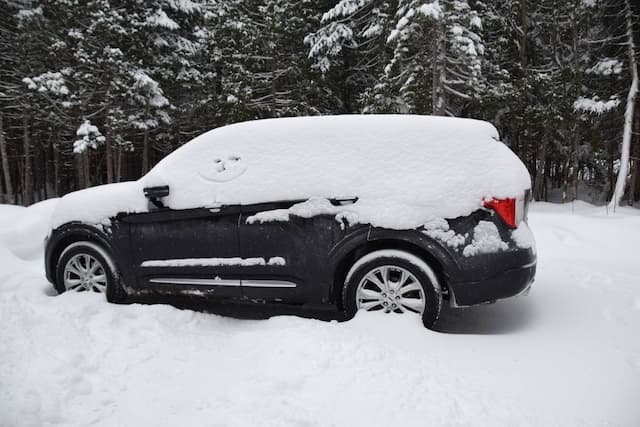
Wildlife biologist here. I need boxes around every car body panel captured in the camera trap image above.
[239,204,346,303]
[46,202,536,310]
[117,206,243,298]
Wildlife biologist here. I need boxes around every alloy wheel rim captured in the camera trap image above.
[356,265,425,314]
[63,253,107,293]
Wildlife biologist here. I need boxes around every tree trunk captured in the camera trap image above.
[271,58,278,117]
[568,9,581,202]
[519,0,527,70]
[44,131,52,200]
[607,137,615,199]
[0,113,14,204]
[533,137,547,200]
[75,152,86,190]
[142,128,150,174]
[83,151,90,188]
[142,103,150,174]
[628,98,640,205]
[115,146,122,183]
[105,126,113,184]
[630,157,638,206]
[568,129,580,201]
[431,17,446,116]
[22,112,32,205]
[610,0,638,208]
[52,129,60,197]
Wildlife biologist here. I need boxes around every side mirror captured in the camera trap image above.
[143,185,170,209]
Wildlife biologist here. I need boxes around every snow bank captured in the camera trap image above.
[0,199,59,260]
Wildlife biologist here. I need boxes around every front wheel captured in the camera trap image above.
[55,241,126,303]
[343,250,443,329]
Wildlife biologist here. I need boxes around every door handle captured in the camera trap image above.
[208,203,223,213]
[330,197,359,206]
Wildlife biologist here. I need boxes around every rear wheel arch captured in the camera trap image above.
[331,238,450,309]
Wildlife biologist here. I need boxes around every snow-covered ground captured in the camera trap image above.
[1,200,639,426]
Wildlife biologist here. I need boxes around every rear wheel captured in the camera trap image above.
[55,241,126,302]
[343,250,442,329]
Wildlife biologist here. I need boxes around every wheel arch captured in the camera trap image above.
[330,236,455,309]
[45,223,117,284]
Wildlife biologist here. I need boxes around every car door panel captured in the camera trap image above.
[238,201,348,304]
[120,206,242,298]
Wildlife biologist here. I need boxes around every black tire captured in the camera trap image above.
[55,241,126,303]
[342,249,443,329]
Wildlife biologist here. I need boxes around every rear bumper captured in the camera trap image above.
[447,259,536,307]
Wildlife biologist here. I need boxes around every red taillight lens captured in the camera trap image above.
[483,197,517,228]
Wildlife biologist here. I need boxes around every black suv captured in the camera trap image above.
[45,115,536,329]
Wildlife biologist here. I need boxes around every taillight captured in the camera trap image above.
[483,194,527,229]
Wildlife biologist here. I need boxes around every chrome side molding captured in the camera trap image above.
[149,278,241,286]
[148,278,297,288]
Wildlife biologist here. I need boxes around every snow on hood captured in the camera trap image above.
[52,115,531,230]
[51,181,146,229]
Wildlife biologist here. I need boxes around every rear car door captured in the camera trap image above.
[238,200,349,304]
[119,205,242,298]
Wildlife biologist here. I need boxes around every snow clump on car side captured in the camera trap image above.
[511,222,536,254]
[462,221,508,257]
[420,218,466,248]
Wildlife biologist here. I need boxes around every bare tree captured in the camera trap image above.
[609,0,638,208]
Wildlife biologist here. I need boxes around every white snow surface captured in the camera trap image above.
[1,201,640,426]
[141,257,286,268]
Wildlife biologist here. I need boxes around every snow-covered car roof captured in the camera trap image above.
[143,115,530,219]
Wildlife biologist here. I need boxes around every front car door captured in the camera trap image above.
[119,204,242,298]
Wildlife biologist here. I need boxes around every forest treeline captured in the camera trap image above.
[0,0,638,206]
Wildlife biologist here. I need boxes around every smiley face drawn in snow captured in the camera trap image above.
[198,154,247,183]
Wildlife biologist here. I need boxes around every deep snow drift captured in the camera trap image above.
[1,200,639,426]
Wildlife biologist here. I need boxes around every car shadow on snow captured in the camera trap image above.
[124,293,536,334]
[434,297,536,334]
[124,294,345,322]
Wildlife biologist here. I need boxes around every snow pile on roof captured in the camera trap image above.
[143,115,530,228]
